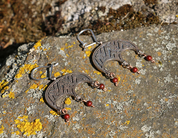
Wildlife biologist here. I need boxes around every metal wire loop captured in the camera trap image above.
[30,62,58,81]
[77,29,101,49]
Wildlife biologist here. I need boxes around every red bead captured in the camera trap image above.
[64,114,70,120]
[86,101,92,106]
[131,67,138,73]
[99,84,105,89]
[146,55,152,61]
[112,78,118,83]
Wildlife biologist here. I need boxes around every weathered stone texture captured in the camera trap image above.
[0,24,178,137]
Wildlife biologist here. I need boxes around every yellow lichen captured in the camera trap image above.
[85,51,91,57]
[87,46,92,50]
[61,69,73,75]
[15,115,42,136]
[65,107,71,111]
[39,71,43,74]
[60,48,65,51]
[0,80,8,90]
[1,86,9,94]
[39,98,44,103]
[93,70,101,75]
[30,84,38,89]
[49,110,59,116]
[176,15,178,18]
[105,104,109,107]
[9,92,15,99]
[34,40,42,50]
[54,72,61,78]
[0,125,4,134]
[66,45,73,49]
[85,70,89,74]
[12,131,20,135]
[65,98,71,105]
[38,84,44,90]
[15,64,38,79]
[40,74,46,79]
[25,90,29,93]
[43,85,48,91]
[125,120,130,125]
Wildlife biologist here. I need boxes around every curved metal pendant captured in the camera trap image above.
[45,72,95,113]
[77,29,155,86]
[31,66,106,122]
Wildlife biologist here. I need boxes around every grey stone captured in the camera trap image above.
[0,24,178,137]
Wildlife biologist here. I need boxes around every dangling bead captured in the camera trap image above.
[112,78,118,83]
[86,101,92,106]
[64,114,70,120]
[145,55,152,61]
[99,84,105,90]
[131,67,138,73]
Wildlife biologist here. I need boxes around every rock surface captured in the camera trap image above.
[0,24,178,137]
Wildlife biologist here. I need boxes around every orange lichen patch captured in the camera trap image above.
[164,98,168,102]
[9,91,15,99]
[54,72,61,78]
[39,97,44,103]
[141,114,148,122]
[33,40,42,50]
[0,125,4,134]
[49,110,59,116]
[65,98,71,105]
[15,64,38,79]
[157,52,162,56]
[15,115,42,136]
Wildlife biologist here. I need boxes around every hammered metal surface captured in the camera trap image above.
[45,72,94,112]
[92,40,139,74]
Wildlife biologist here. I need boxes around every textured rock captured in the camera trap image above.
[0,24,178,137]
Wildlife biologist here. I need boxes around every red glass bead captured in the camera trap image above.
[64,114,70,120]
[112,78,118,83]
[99,84,105,89]
[86,101,92,106]
[131,67,138,73]
[146,55,152,61]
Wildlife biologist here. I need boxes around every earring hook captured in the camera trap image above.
[77,29,102,50]
[30,62,59,81]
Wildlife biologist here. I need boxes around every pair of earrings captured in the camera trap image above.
[31,29,155,122]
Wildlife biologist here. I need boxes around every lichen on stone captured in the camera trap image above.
[14,115,42,136]
[15,64,38,79]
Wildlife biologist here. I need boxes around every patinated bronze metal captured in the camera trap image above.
[31,63,106,122]
[77,29,155,81]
